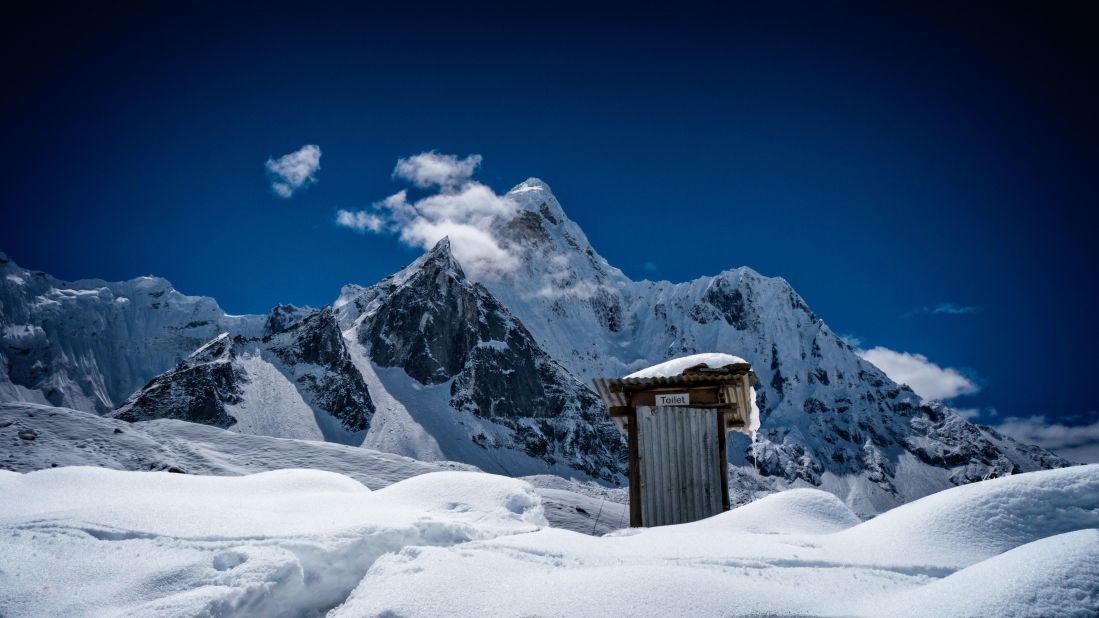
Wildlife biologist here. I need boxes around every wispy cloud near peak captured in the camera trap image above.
[905,303,979,317]
[858,346,979,401]
[393,152,482,189]
[335,209,384,233]
[336,152,518,279]
[992,414,1099,463]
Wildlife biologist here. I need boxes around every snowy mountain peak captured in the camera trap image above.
[433,234,453,251]
[264,304,315,335]
[489,181,628,317]
[382,236,466,293]
[507,177,554,198]
[345,231,627,481]
[421,236,462,273]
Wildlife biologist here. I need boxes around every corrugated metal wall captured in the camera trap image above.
[636,405,722,526]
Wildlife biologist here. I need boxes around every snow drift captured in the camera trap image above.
[334,465,1099,618]
[1,464,1096,617]
[0,401,614,535]
[0,467,543,617]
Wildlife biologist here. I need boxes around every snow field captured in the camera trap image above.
[335,465,1099,617]
[0,455,1095,616]
[0,402,478,488]
[226,352,326,441]
[859,529,1099,618]
[0,402,618,535]
[0,468,544,617]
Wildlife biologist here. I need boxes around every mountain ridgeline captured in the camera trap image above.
[0,180,1070,514]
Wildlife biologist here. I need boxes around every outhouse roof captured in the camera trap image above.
[592,362,759,408]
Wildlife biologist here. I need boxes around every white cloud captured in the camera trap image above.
[992,415,1099,463]
[266,145,322,198]
[339,153,518,279]
[393,152,482,189]
[953,408,981,420]
[906,303,979,317]
[838,333,864,348]
[858,346,979,401]
[335,209,384,233]
[950,406,999,421]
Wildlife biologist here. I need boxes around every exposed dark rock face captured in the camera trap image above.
[114,306,375,437]
[357,238,627,482]
[114,334,243,427]
[264,304,314,335]
[268,307,374,433]
[702,278,751,330]
[538,202,559,225]
[588,288,623,333]
[361,243,484,385]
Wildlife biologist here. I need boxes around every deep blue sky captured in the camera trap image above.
[2,2,1096,429]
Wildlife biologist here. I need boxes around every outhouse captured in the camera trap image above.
[593,356,758,527]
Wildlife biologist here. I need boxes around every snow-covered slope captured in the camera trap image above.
[0,252,264,413]
[2,402,472,486]
[2,462,1095,617]
[0,467,545,617]
[478,179,1071,513]
[0,401,617,535]
[332,465,1099,618]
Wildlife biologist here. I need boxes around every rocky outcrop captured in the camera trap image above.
[114,334,243,427]
[351,238,626,483]
[266,307,374,434]
[113,306,374,441]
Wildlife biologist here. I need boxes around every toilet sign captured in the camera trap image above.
[654,392,690,406]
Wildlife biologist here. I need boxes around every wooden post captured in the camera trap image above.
[717,408,730,512]
[626,407,643,527]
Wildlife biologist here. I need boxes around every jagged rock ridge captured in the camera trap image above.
[338,238,626,482]
[116,307,374,445]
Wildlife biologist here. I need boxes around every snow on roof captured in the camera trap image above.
[624,353,750,379]
[618,353,760,438]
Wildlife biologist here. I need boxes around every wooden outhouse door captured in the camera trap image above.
[635,405,725,526]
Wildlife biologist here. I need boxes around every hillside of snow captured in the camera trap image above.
[1,464,1095,617]
[0,402,621,535]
